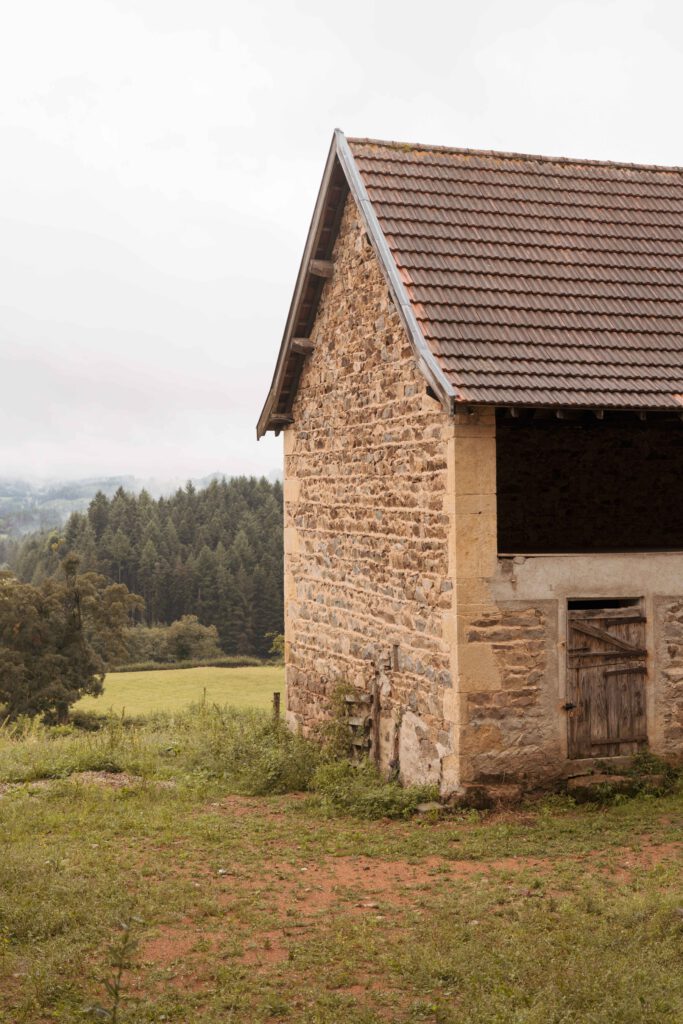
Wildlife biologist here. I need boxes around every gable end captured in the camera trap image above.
[256,131,457,438]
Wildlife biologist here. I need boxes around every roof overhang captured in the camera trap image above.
[256,130,457,438]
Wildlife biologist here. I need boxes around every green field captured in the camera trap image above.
[76,665,285,716]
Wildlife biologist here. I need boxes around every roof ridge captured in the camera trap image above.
[346,135,683,176]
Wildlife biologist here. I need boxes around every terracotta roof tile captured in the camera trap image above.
[348,137,683,409]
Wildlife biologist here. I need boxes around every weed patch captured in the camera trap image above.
[180,706,320,794]
[311,759,439,819]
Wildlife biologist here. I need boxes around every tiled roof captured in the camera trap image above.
[348,138,683,409]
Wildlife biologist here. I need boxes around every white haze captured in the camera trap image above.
[1,0,682,480]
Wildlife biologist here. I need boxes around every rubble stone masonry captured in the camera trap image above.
[283,197,457,788]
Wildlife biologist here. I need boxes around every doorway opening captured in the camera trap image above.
[565,598,647,759]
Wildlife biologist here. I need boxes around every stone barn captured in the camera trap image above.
[257,132,683,795]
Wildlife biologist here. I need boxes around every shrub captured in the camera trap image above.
[0,558,141,721]
[265,632,285,663]
[108,655,264,673]
[164,616,222,662]
[0,705,440,816]
[122,616,223,666]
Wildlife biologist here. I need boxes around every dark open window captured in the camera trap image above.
[496,410,683,554]
[567,597,641,611]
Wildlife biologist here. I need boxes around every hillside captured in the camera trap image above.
[9,476,284,658]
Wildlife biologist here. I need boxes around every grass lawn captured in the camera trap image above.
[76,665,285,716]
[1,708,681,1023]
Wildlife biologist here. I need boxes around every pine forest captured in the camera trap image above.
[10,477,284,658]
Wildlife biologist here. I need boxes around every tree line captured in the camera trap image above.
[10,476,284,658]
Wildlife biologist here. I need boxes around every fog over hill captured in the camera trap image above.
[0,470,283,537]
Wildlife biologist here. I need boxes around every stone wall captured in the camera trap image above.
[283,196,457,788]
[654,598,683,759]
[459,602,561,784]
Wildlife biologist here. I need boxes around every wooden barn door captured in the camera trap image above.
[566,605,648,759]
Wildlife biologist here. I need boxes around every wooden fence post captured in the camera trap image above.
[272,691,281,720]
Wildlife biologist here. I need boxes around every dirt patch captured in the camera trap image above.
[129,833,682,1003]
[0,779,54,797]
[208,839,683,922]
[205,792,308,818]
[141,925,198,967]
[133,920,223,995]
[241,929,289,965]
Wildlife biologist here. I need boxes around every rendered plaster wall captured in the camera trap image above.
[453,406,683,783]
[283,197,459,790]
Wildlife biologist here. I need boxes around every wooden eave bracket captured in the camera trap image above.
[291,337,315,355]
[309,259,334,279]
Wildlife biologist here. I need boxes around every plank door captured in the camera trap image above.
[566,605,648,759]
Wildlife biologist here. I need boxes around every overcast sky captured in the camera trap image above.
[1,0,682,482]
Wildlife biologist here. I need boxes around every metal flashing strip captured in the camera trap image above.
[334,130,458,412]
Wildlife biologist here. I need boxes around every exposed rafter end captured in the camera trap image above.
[291,338,315,355]
[638,410,648,421]
[309,259,334,279]
[593,409,605,420]
[270,413,294,426]
[509,407,520,418]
